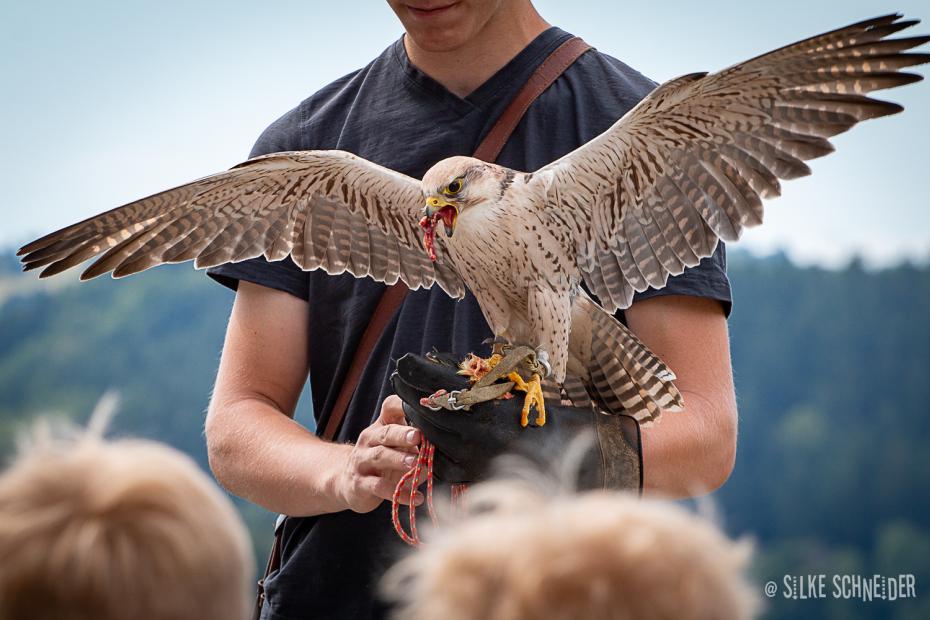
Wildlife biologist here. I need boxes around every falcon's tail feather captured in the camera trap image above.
[569,293,683,424]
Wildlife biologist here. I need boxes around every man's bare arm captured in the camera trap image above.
[624,295,738,498]
[205,281,421,516]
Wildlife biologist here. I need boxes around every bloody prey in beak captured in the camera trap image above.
[420,203,458,262]
[419,214,437,262]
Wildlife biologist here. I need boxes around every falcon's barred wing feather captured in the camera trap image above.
[536,13,928,312]
[17,150,465,298]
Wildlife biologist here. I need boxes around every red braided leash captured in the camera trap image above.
[391,437,468,546]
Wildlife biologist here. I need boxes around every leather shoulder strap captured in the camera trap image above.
[321,283,409,440]
[473,36,592,163]
[321,36,592,441]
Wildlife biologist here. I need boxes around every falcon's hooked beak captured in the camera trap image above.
[424,196,458,238]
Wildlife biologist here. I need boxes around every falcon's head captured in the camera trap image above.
[419,156,510,260]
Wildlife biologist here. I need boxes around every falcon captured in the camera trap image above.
[18,14,928,426]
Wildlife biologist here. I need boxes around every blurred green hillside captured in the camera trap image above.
[1,250,928,619]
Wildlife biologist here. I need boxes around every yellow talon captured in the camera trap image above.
[457,352,548,427]
[507,372,546,427]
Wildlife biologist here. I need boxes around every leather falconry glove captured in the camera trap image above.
[391,351,643,494]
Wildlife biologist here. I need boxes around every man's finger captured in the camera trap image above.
[368,422,420,450]
[363,445,417,474]
[370,476,423,505]
[377,395,406,425]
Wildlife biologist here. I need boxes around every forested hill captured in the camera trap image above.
[1,250,928,619]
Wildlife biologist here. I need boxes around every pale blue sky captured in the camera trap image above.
[3,1,928,267]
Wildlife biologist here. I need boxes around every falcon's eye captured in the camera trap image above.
[443,178,464,195]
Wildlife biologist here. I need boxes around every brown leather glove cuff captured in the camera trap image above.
[589,412,642,494]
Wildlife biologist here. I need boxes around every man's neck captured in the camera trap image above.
[403,6,550,98]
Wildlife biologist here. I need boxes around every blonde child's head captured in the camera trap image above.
[0,414,253,620]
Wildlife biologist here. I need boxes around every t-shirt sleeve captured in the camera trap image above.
[207,256,310,300]
[628,241,732,317]
[205,105,310,300]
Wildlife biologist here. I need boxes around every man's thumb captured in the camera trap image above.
[378,394,406,425]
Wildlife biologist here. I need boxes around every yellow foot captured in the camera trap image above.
[457,353,502,383]
[507,372,546,427]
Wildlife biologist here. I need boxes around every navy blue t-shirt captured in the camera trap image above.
[208,27,731,620]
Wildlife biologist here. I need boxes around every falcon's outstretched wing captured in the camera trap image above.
[18,150,466,298]
[536,13,928,312]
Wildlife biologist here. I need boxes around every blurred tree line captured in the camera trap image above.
[0,250,927,619]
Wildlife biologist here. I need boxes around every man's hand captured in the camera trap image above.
[208,282,422,517]
[335,396,423,513]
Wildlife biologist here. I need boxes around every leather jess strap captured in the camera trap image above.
[321,36,592,441]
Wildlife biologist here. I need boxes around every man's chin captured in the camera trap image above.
[404,28,474,53]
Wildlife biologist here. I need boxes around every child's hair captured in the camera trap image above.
[0,414,253,620]
[383,479,760,620]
